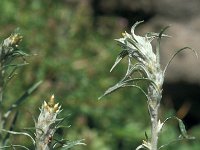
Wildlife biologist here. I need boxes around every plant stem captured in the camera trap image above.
[148,82,162,150]
[0,59,3,147]
[0,65,3,103]
[150,106,159,150]
[35,141,49,150]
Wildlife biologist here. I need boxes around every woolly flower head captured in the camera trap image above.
[35,95,61,149]
[110,21,160,72]
[99,21,169,100]
[117,23,156,63]
[37,95,61,125]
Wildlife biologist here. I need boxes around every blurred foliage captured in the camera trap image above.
[0,0,199,149]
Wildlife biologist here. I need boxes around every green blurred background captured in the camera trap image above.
[1,0,200,149]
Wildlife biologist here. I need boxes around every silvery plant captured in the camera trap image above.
[0,33,84,149]
[35,95,85,150]
[100,21,196,150]
[0,32,41,148]
[1,94,85,150]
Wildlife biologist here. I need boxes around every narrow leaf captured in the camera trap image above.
[162,116,195,140]
[2,63,29,70]
[3,111,19,145]
[136,145,146,150]
[145,131,148,141]
[98,82,125,99]
[4,81,42,119]
[177,118,195,139]
[124,84,149,101]
[145,32,171,40]
[1,129,35,145]
[177,118,188,138]
[156,26,170,64]
[163,47,198,75]
[61,139,86,150]
[0,144,30,150]
[124,78,158,92]
[131,21,144,35]
[110,50,128,72]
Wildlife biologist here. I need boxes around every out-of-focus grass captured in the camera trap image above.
[0,0,199,149]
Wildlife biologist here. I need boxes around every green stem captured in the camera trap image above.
[0,64,3,147]
[0,68,3,103]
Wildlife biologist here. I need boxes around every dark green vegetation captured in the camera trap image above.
[0,0,200,149]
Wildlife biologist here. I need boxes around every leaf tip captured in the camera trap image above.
[98,95,104,100]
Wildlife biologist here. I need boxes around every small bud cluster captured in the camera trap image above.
[44,95,60,113]
[3,33,22,48]
[35,95,61,150]
[0,33,23,58]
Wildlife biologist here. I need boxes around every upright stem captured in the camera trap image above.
[0,60,3,146]
[150,106,159,150]
[148,75,162,150]
[35,140,49,150]
[0,64,3,103]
